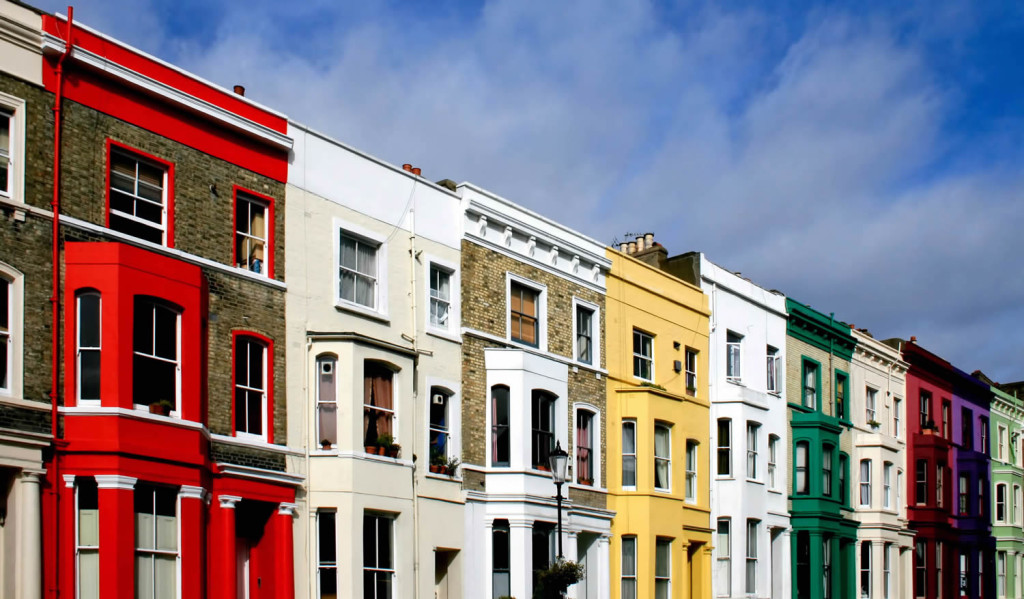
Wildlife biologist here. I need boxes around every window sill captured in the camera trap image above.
[726,379,744,387]
[507,337,544,353]
[767,391,781,397]
[653,487,672,494]
[746,478,764,486]
[335,300,390,323]
[425,327,462,344]
[425,472,462,482]
[768,489,783,495]
[715,475,735,481]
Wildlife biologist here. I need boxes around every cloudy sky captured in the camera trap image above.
[35,0,1024,381]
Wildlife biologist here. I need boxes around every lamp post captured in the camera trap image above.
[548,441,569,559]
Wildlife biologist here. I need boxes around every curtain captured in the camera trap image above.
[363,364,393,444]
[655,427,670,488]
[576,414,591,481]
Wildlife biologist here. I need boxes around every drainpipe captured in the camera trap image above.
[407,170,421,599]
[49,9,73,598]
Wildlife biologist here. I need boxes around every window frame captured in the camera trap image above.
[0,265,23,399]
[942,400,951,439]
[865,386,877,424]
[745,520,758,594]
[961,407,973,450]
[75,477,100,599]
[105,140,174,247]
[834,370,848,420]
[232,186,275,277]
[883,462,892,509]
[919,391,932,432]
[685,347,698,395]
[717,418,732,478]
[621,535,637,599]
[75,290,102,406]
[334,218,388,318]
[802,358,820,410]
[622,419,637,490]
[893,398,901,439]
[317,509,338,599]
[997,483,1007,523]
[363,360,397,451]
[767,435,779,490]
[362,512,395,599]
[959,473,969,516]
[654,422,672,492]
[315,354,338,450]
[746,422,759,481]
[655,537,672,599]
[133,484,179,599]
[425,256,460,337]
[860,459,871,507]
[725,330,742,383]
[232,332,273,442]
[861,541,872,599]
[685,439,698,503]
[766,345,780,394]
[795,441,809,495]
[492,519,511,599]
[507,274,546,350]
[132,296,181,416]
[573,404,599,487]
[531,390,557,470]
[0,93,27,203]
[429,385,455,467]
[716,519,731,597]
[491,385,511,467]
[571,297,600,367]
[822,445,834,497]
[915,459,928,506]
[632,328,654,382]
[998,424,1008,462]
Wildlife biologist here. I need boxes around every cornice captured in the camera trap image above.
[0,12,42,56]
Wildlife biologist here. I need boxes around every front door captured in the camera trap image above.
[237,541,251,599]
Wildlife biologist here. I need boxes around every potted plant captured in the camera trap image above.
[388,443,401,459]
[579,477,593,486]
[444,456,461,477]
[320,439,333,450]
[149,400,172,416]
[429,449,446,473]
[533,559,585,599]
[867,419,881,429]
[365,442,378,455]
[377,434,396,457]
[536,464,551,473]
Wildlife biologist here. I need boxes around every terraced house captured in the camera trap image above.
[785,300,859,599]
[284,126,466,599]
[458,184,613,599]
[604,239,712,599]
[981,376,1024,599]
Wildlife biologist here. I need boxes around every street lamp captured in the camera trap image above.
[548,441,569,559]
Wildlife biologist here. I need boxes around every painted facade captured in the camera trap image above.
[604,242,712,599]
[849,330,912,599]
[785,300,859,599]
[458,183,613,599]
[285,124,466,599]
[988,383,1024,599]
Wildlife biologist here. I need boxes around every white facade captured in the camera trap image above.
[850,330,912,599]
[697,254,791,599]
[286,122,465,599]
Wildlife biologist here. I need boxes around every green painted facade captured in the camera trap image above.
[785,299,859,599]
[991,384,1024,597]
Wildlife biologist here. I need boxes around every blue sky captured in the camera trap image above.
[35,0,1024,382]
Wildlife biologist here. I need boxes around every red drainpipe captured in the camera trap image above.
[49,8,73,597]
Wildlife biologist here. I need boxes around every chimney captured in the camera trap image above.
[402,164,413,172]
[412,167,422,176]
[619,242,628,253]
[233,85,245,96]
[644,233,654,247]
[627,241,636,254]
[910,336,917,343]
[635,235,645,252]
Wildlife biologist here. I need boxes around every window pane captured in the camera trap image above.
[319,512,337,564]
[153,305,177,360]
[622,537,636,575]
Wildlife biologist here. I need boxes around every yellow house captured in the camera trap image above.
[605,242,712,599]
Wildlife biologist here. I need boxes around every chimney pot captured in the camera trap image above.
[627,241,636,254]
[635,236,645,252]
[412,167,422,176]
[402,164,413,172]
[619,243,628,253]
[645,233,654,247]
[910,336,917,343]
[233,85,245,96]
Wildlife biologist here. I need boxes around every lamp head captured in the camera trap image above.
[549,441,569,483]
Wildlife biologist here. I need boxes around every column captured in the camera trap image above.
[564,531,579,599]
[17,471,43,599]
[178,486,206,599]
[509,519,531,599]
[95,475,137,599]
[57,475,77,599]
[212,495,240,599]
[597,535,611,599]
[275,503,297,599]
[807,532,823,599]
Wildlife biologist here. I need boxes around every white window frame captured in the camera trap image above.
[766,345,780,394]
[506,273,547,351]
[363,512,395,599]
[621,536,637,598]
[315,354,338,450]
[883,543,891,599]
[0,93,27,204]
[866,387,878,424]
[893,398,901,439]
[234,336,268,441]
[717,418,732,478]
[108,147,169,246]
[0,264,23,399]
[745,520,758,594]
[424,255,460,339]
[716,519,731,597]
[131,299,181,416]
[746,422,759,481]
[632,328,653,382]
[999,425,1008,462]
[685,347,698,395]
[883,462,892,509]
[133,485,179,599]
[572,403,600,487]
[622,420,637,490]
[1015,484,1022,524]
[75,291,102,406]
[234,191,270,275]
[655,537,672,598]
[317,509,338,599]
[998,551,1007,598]
[860,541,872,599]
[726,331,742,383]
[75,477,100,599]
[654,422,672,492]
[571,297,600,367]
[768,435,779,490]
[334,218,389,319]
[685,439,698,503]
[860,459,872,507]
[997,483,1007,523]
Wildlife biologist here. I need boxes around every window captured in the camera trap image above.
[0,108,13,197]
[317,511,337,599]
[234,190,271,275]
[0,277,9,393]
[134,485,177,599]
[430,387,452,463]
[654,423,671,491]
[796,532,810,599]
[77,477,99,599]
[896,469,902,511]
[492,520,511,598]
[363,362,395,448]
[716,520,730,597]
[919,391,932,431]
[935,542,942,599]
[999,424,1008,461]
[531,390,556,469]
[574,303,594,365]
[622,421,637,488]
[893,399,901,438]
[936,463,944,508]
[633,329,653,381]
[316,356,338,449]
[860,460,871,506]
[655,538,671,599]
[1014,485,1021,524]
[822,536,832,599]
[960,553,968,598]
[861,541,871,599]
[726,331,742,382]
[915,540,926,599]
[915,460,927,505]
[959,474,969,515]
[766,345,780,393]
[942,400,951,438]
[339,231,380,310]
[835,372,847,420]
[883,544,892,599]
[576,409,594,485]
[865,387,877,424]
[76,291,101,403]
[795,442,808,494]
[429,265,452,329]
[686,440,698,502]
[491,386,510,467]
[234,336,268,439]
[531,523,554,586]
[510,281,539,347]
[962,407,973,450]
[802,361,818,409]
[621,536,637,599]
[981,417,990,454]
[840,454,849,505]
[823,446,833,497]
[883,462,892,508]
[768,435,779,490]
[685,348,698,394]
[717,419,732,477]
[133,298,179,411]
[998,551,1007,598]
[997,483,1007,522]
[109,147,168,245]
[363,514,394,599]
[746,423,759,480]
[746,520,758,594]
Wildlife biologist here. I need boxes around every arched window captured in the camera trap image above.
[316,354,337,449]
[491,385,510,467]
[575,408,595,485]
[76,291,101,404]
[235,335,268,439]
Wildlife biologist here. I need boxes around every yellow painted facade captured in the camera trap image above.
[605,249,712,599]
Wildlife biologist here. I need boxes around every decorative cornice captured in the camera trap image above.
[218,494,242,509]
[215,463,305,487]
[178,485,207,501]
[95,474,137,490]
[277,502,298,516]
[0,13,43,56]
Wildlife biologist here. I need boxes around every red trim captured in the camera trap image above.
[230,331,275,444]
[231,185,276,279]
[105,139,177,248]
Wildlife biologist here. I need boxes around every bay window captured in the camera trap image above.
[134,485,178,599]
[364,361,395,449]
[76,291,101,403]
[316,355,337,449]
[133,297,180,412]
[491,385,510,467]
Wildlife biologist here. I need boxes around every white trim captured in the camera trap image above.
[178,485,206,501]
[0,92,26,207]
[74,291,102,406]
[621,419,637,491]
[333,216,389,318]
[94,474,137,490]
[209,433,303,456]
[41,32,292,150]
[423,254,460,337]
[572,403,601,488]
[505,272,547,353]
[59,215,287,290]
[217,495,242,509]
[277,502,298,516]
[63,474,76,488]
[233,336,269,442]
[632,328,654,383]
[463,326,608,374]
[0,396,50,411]
[464,234,607,295]
[0,261,23,399]
[214,463,305,486]
[571,297,601,369]
[59,404,203,429]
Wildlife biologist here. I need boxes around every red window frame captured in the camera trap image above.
[104,139,176,248]
[230,330,275,443]
[231,185,276,278]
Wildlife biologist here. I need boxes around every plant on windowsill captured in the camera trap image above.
[578,477,593,486]
[533,558,585,599]
[444,456,461,477]
[641,381,667,392]
[536,464,551,473]
[149,400,172,416]
[686,386,696,396]
[867,420,881,429]
[377,434,398,458]
[923,419,938,435]
[429,448,446,473]
[320,439,333,450]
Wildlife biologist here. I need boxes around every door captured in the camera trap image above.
[237,541,251,599]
